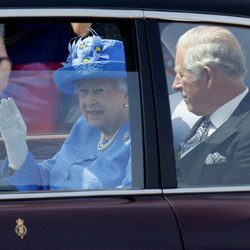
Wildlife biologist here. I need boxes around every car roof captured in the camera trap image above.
[0,0,249,18]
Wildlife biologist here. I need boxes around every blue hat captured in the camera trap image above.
[54,33,126,95]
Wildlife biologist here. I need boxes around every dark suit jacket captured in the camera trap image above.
[176,92,250,187]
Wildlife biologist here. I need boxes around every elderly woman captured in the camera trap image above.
[0,32,131,190]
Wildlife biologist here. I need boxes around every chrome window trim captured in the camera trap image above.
[149,11,250,194]
[0,8,146,200]
[144,11,250,26]
[0,189,162,200]
[0,9,248,198]
[0,8,143,18]
[164,186,250,194]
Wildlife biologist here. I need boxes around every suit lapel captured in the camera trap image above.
[208,91,250,144]
[180,92,250,186]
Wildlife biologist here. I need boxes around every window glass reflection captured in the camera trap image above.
[160,22,250,187]
[0,21,142,191]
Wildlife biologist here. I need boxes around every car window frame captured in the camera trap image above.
[145,10,250,193]
[0,8,163,199]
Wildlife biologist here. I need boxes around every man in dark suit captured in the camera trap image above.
[173,25,250,187]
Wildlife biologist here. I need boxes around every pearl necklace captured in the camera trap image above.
[97,128,120,151]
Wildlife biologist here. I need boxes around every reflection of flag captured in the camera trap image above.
[1,62,60,134]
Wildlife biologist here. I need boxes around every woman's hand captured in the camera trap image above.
[0,98,28,170]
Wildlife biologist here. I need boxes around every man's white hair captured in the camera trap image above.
[176,26,247,79]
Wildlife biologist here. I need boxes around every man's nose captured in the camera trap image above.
[172,74,182,91]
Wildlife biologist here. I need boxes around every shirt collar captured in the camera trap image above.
[209,87,249,129]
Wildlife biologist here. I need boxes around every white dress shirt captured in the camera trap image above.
[208,87,249,136]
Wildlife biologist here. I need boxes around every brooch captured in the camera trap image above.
[123,132,130,143]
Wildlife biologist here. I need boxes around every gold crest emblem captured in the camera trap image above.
[15,218,27,239]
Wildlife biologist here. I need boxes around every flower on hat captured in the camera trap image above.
[66,31,109,67]
[54,29,126,95]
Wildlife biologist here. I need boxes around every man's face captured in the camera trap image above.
[77,78,128,134]
[172,47,210,116]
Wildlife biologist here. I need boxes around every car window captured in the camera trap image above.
[160,22,250,188]
[0,19,143,192]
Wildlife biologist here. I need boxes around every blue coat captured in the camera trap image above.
[2,116,131,190]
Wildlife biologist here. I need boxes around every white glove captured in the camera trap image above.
[0,98,28,170]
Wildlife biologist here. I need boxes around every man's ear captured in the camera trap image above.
[203,66,214,89]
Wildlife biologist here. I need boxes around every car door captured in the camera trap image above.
[0,4,183,249]
[146,4,250,249]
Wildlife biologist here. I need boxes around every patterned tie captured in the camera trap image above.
[180,117,211,158]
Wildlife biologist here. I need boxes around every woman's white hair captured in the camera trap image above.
[176,26,247,79]
[75,78,127,94]
[116,78,127,91]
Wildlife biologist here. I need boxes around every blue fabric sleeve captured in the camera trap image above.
[1,151,58,190]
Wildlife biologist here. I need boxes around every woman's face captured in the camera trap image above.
[77,78,128,135]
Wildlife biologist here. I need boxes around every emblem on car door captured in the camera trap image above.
[15,218,27,239]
